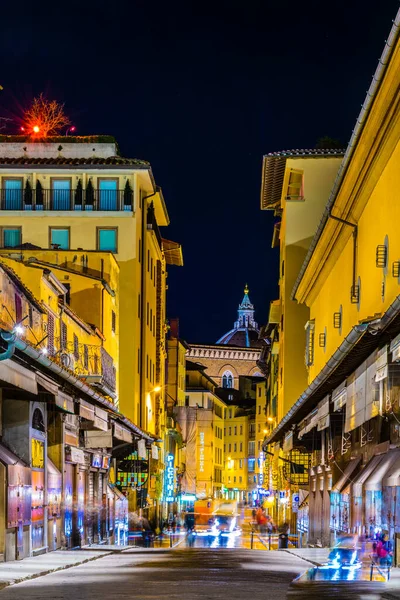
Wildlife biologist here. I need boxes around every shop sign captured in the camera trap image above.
[65,446,85,465]
[92,454,102,468]
[102,456,110,469]
[258,488,270,496]
[31,438,44,469]
[165,453,175,502]
[151,444,159,460]
[199,431,205,472]
[292,493,299,513]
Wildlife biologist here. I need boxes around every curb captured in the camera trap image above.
[281,549,324,567]
[0,551,113,590]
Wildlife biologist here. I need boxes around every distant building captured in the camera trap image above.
[187,286,264,389]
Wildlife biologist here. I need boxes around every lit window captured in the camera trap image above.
[50,228,69,250]
[286,169,304,201]
[98,228,117,253]
[222,370,233,388]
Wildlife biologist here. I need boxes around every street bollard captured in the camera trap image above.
[251,531,254,549]
[268,534,271,551]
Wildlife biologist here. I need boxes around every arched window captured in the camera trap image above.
[222,371,233,388]
[32,408,45,432]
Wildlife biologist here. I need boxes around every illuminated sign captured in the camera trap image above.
[199,431,205,472]
[31,439,44,469]
[165,453,175,502]
[92,454,102,468]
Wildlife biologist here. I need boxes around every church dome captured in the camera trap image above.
[216,285,263,348]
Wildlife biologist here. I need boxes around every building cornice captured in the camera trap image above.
[187,344,261,362]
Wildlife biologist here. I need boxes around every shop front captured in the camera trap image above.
[0,444,31,561]
[330,457,360,537]
[47,458,62,551]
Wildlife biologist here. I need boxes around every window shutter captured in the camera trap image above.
[61,321,67,350]
[47,314,55,355]
[84,345,89,370]
[15,294,22,324]
[73,333,79,360]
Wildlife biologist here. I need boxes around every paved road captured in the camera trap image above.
[0,548,310,600]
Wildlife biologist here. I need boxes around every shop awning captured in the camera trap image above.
[317,396,330,431]
[0,359,38,395]
[298,408,318,439]
[0,443,27,467]
[383,451,400,486]
[365,450,400,491]
[332,380,347,412]
[331,456,361,493]
[352,455,384,497]
[162,239,183,266]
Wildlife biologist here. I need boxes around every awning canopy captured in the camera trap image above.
[365,450,400,491]
[265,294,400,446]
[162,239,183,266]
[352,455,384,497]
[331,456,361,493]
[0,359,38,395]
[332,380,347,412]
[383,451,400,486]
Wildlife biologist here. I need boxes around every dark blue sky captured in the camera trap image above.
[1,0,398,343]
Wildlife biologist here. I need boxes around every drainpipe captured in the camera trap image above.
[140,187,159,429]
[0,331,17,361]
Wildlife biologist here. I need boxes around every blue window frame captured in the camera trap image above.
[52,179,71,210]
[3,228,21,248]
[4,179,23,210]
[99,179,118,210]
[98,228,117,253]
[50,228,69,250]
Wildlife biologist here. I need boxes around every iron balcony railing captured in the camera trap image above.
[0,188,134,211]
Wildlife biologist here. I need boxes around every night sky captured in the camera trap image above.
[1,0,398,344]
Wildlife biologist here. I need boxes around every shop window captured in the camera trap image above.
[32,408,45,432]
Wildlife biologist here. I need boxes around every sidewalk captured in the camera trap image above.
[283,548,400,598]
[0,549,110,590]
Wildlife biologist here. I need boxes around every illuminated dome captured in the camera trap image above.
[216,285,262,348]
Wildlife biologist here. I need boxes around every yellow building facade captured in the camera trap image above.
[0,140,180,440]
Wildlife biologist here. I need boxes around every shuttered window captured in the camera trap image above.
[84,345,89,370]
[111,310,116,333]
[14,294,22,324]
[47,314,55,355]
[73,333,79,360]
[61,321,67,350]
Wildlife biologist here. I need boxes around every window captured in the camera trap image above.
[286,169,304,200]
[146,354,149,378]
[51,178,71,210]
[239,476,242,484]
[146,303,149,326]
[98,228,117,253]
[50,227,69,250]
[73,334,79,360]
[240,442,243,452]
[2,228,21,248]
[239,459,243,469]
[150,308,153,331]
[229,410,232,419]
[240,425,243,435]
[222,370,233,388]
[228,444,231,452]
[234,426,237,435]
[15,294,22,323]
[147,250,150,272]
[61,321,67,350]
[153,315,156,335]
[138,239,141,263]
[224,427,226,436]
[258,441,261,450]
[258,405,261,414]
[138,294,141,318]
[185,396,189,407]
[258,424,261,433]
[150,257,153,279]
[137,348,140,373]
[248,458,255,472]
[228,427,231,435]
[3,178,23,209]
[98,179,118,210]
[248,441,255,456]
[305,320,315,367]
[234,443,237,452]
[111,310,116,333]
[233,476,236,483]
[84,344,89,369]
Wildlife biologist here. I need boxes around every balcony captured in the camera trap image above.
[0,188,134,212]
